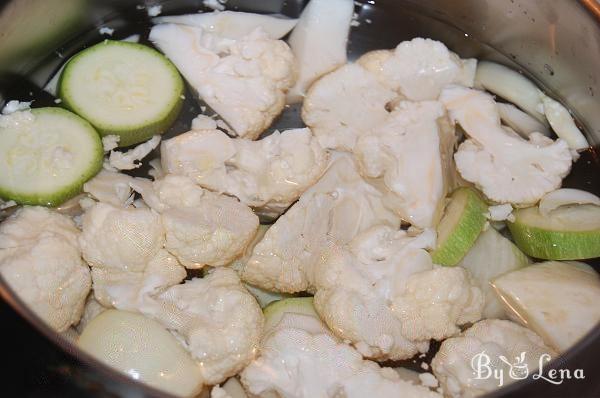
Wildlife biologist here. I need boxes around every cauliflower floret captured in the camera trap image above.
[83,170,135,207]
[302,63,396,151]
[354,100,456,228]
[391,266,484,341]
[150,24,296,139]
[79,203,186,309]
[144,268,263,385]
[242,152,401,293]
[313,225,483,360]
[79,203,165,272]
[91,249,186,311]
[154,10,298,40]
[132,174,259,268]
[440,86,572,205]
[108,135,161,170]
[241,315,441,398]
[303,38,473,152]
[101,135,120,152]
[358,38,476,101]
[0,207,91,332]
[161,128,328,218]
[486,203,514,222]
[432,319,557,398]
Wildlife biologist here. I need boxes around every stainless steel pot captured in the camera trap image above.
[0,0,598,396]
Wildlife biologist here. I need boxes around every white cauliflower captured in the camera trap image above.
[242,152,401,293]
[354,100,456,228]
[101,135,120,152]
[302,63,396,151]
[286,0,354,103]
[83,170,135,207]
[79,203,186,309]
[154,11,298,40]
[486,203,514,222]
[0,207,91,332]
[132,174,259,268]
[440,86,572,205]
[391,266,484,341]
[432,319,557,398]
[358,38,476,101]
[302,38,473,152]
[241,312,441,398]
[313,225,483,360]
[150,24,296,139]
[91,249,186,311]
[108,135,161,170]
[161,127,328,218]
[143,268,263,385]
[79,203,164,272]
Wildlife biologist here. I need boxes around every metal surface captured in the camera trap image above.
[0,0,598,396]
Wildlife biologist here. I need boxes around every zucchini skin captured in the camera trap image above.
[508,221,600,260]
[431,187,488,266]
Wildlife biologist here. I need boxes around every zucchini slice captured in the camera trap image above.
[508,204,600,260]
[0,108,103,206]
[430,187,488,266]
[58,40,184,146]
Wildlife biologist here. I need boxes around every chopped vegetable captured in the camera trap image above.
[140,268,264,385]
[441,85,572,205]
[78,309,204,397]
[431,188,488,266]
[0,108,102,206]
[242,153,401,293]
[359,38,477,101]
[149,23,295,140]
[242,295,442,398]
[492,261,600,352]
[154,11,298,39]
[161,127,328,218]
[313,225,483,360]
[108,135,161,170]
[497,102,550,137]
[58,40,184,146]
[458,227,529,318]
[475,61,588,150]
[287,0,354,103]
[538,188,600,216]
[540,93,589,150]
[354,100,454,228]
[432,319,556,398]
[508,203,600,260]
[0,207,91,332]
[475,61,546,122]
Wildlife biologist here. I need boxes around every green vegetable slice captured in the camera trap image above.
[58,40,184,146]
[508,204,600,260]
[0,107,102,206]
[431,187,488,266]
